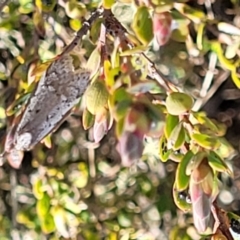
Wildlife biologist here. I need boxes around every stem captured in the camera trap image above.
[60,8,104,56]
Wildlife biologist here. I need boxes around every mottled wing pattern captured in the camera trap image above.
[14,55,91,150]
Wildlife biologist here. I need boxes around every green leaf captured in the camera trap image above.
[69,19,81,31]
[215,137,236,159]
[104,60,120,88]
[82,108,95,130]
[192,114,226,136]
[32,179,44,200]
[114,100,132,120]
[86,47,101,78]
[173,183,191,212]
[175,150,194,191]
[117,212,132,227]
[159,134,172,162]
[16,208,36,229]
[191,133,220,150]
[208,151,232,176]
[164,114,179,139]
[6,93,31,116]
[90,18,103,43]
[103,0,115,9]
[120,46,148,56]
[85,80,109,115]
[169,152,184,162]
[36,193,50,217]
[186,151,206,176]
[51,206,69,238]
[36,0,56,12]
[168,122,185,150]
[174,3,206,23]
[65,0,86,19]
[132,6,153,45]
[166,92,193,115]
[41,213,55,234]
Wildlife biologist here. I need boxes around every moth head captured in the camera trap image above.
[14,132,33,151]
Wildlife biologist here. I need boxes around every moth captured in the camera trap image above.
[1,54,91,168]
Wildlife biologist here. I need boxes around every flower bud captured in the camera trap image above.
[189,159,218,234]
[153,12,172,46]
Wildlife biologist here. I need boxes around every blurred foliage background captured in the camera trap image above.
[1,0,240,239]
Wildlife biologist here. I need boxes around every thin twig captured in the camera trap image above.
[193,52,218,110]
[60,8,104,57]
[205,0,214,20]
[103,9,178,92]
[192,71,230,111]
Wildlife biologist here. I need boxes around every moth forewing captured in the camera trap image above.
[13,54,91,151]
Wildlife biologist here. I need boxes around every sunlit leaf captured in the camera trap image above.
[32,179,44,200]
[36,193,50,217]
[69,19,81,31]
[104,60,120,88]
[208,151,233,176]
[132,6,153,45]
[16,208,36,229]
[35,0,57,12]
[164,114,179,139]
[103,0,115,9]
[82,108,95,130]
[86,47,101,78]
[41,213,55,234]
[175,150,194,191]
[173,183,191,212]
[120,46,148,56]
[85,79,109,115]
[65,0,86,19]
[6,93,31,116]
[191,133,220,150]
[51,206,70,238]
[166,92,193,115]
[168,122,185,150]
[159,134,172,162]
[215,137,236,159]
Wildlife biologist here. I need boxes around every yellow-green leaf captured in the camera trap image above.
[168,122,185,150]
[132,6,153,45]
[159,134,172,162]
[208,151,232,176]
[86,47,101,78]
[192,133,220,150]
[164,114,179,139]
[175,150,194,191]
[103,0,115,9]
[166,92,193,115]
[85,80,109,115]
[41,213,55,234]
[32,179,44,200]
[173,183,191,212]
[82,108,95,130]
[36,193,50,217]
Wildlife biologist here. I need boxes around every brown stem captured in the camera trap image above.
[60,8,104,57]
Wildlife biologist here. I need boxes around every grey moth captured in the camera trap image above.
[2,54,91,168]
